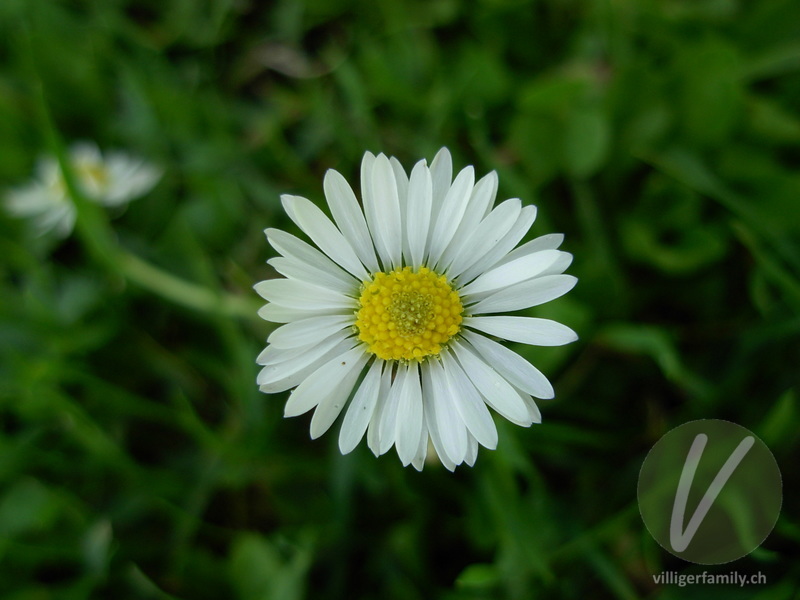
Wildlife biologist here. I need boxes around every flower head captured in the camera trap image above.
[5,142,161,237]
[256,148,577,470]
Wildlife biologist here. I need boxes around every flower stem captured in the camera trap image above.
[117,250,261,320]
[31,64,260,322]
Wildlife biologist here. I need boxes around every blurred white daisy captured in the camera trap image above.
[256,148,578,471]
[4,141,161,237]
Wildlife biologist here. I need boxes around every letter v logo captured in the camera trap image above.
[638,419,782,564]
[669,433,755,552]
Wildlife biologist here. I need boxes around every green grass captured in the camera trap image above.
[1,0,799,598]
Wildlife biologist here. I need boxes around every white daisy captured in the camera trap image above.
[4,141,162,236]
[256,148,578,471]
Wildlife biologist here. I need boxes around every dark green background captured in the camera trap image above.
[1,0,798,598]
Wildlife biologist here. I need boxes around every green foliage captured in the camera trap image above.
[0,0,798,599]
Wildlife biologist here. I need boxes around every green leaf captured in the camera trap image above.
[0,478,61,538]
[757,388,798,449]
[620,174,729,274]
[82,518,113,576]
[562,104,611,178]
[677,37,743,145]
[597,323,708,396]
[517,76,588,112]
[455,563,500,590]
[507,112,561,186]
[229,533,313,600]
[747,96,800,143]
[642,147,800,272]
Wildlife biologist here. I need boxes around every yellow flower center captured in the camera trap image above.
[355,266,463,361]
[50,161,109,199]
[78,162,109,188]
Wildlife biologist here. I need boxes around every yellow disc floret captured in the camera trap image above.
[355,266,463,361]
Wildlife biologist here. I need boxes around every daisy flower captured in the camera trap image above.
[256,148,577,471]
[5,141,161,237]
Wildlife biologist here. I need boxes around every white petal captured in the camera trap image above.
[69,141,101,164]
[450,339,532,426]
[268,256,357,297]
[258,337,356,394]
[405,160,432,268]
[103,153,161,206]
[267,314,354,349]
[455,205,538,285]
[464,434,479,467]
[71,149,107,200]
[323,169,380,273]
[370,154,403,270]
[281,195,369,280]
[428,165,474,266]
[390,156,411,263]
[539,252,574,277]
[254,279,356,311]
[257,340,311,366]
[31,155,54,185]
[258,331,353,374]
[468,275,578,314]
[521,392,542,424]
[367,363,394,456]
[395,361,423,466]
[421,361,458,471]
[4,178,76,237]
[426,358,468,465]
[426,148,452,253]
[465,316,578,346]
[441,347,498,449]
[39,163,64,197]
[436,171,499,270]
[37,202,76,237]
[463,330,555,399]
[471,170,499,221]
[460,249,564,297]
[360,151,389,269]
[494,233,565,268]
[338,360,383,454]
[309,352,369,439]
[266,228,357,287]
[258,303,347,323]
[283,346,368,417]
[5,182,59,215]
[410,422,429,471]
[378,362,407,455]
[447,199,521,280]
